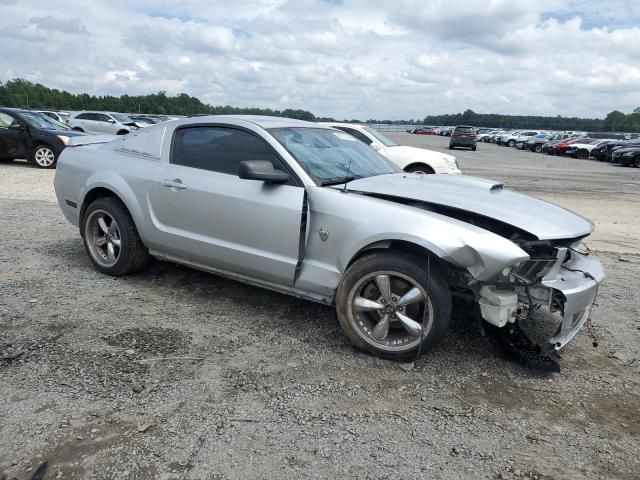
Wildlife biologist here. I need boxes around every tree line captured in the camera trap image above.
[2,78,638,132]
[0,78,317,121]
[419,109,640,133]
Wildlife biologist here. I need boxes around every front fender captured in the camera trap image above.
[302,187,529,290]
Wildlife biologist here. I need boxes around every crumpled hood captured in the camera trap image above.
[341,173,593,241]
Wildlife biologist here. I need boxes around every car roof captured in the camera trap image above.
[185,115,324,129]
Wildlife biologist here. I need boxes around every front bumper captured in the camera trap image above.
[479,250,605,350]
[541,251,605,349]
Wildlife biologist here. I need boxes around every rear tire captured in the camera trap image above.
[534,144,543,153]
[81,197,148,276]
[471,146,477,151]
[336,252,451,359]
[507,140,516,147]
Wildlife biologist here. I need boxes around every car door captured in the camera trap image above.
[153,125,305,286]
[0,112,27,159]
[74,113,96,133]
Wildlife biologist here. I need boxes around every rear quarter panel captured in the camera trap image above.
[55,143,166,250]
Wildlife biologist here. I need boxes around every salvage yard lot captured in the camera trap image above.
[1,136,639,479]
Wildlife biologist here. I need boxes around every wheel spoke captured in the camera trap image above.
[107,242,116,261]
[353,297,383,312]
[396,287,424,307]
[98,217,109,234]
[374,274,392,303]
[372,314,390,341]
[396,311,423,337]
[111,238,121,248]
[108,222,118,235]
[95,236,107,247]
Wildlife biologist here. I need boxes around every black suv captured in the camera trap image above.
[449,126,477,150]
[0,108,85,168]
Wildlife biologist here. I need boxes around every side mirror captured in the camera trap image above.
[370,143,381,151]
[107,119,116,123]
[9,123,25,132]
[238,160,290,183]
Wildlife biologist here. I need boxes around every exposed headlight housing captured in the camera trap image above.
[57,135,70,145]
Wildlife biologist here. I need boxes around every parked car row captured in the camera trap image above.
[0,108,181,168]
[481,127,640,167]
[0,108,86,168]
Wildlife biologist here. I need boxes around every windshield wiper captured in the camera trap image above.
[320,176,358,186]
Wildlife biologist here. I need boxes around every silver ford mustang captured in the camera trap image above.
[54,116,605,360]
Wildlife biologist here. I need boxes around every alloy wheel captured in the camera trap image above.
[84,209,122,267]
[34,147,55,167]
[346,271,433,353]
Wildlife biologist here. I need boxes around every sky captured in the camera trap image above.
[1,0,639,119]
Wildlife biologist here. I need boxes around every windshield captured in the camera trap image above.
[111,113,134,123]
[362,126,397,147]
[21,111,71,130]
[269,127,399,185]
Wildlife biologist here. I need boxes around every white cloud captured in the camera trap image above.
[0,0,639,119]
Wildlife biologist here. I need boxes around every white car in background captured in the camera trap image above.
[321,123,460,175]
[565,139,613,159]
[68,111,140,135]
[503,130,544,147]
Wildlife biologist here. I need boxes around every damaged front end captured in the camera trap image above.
[476,239,605,352]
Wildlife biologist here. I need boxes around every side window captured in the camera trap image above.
[0,112,15,128]
[172,126,284,176]
[335,127,373,145]
[97,114,112,123]
[75,113,90,120]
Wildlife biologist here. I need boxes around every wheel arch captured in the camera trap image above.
[79,178,146,241]
[404,162,436,174]
[344,239,454,276]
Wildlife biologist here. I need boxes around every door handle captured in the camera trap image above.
[161,179,187,189]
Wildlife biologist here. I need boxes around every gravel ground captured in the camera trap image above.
[1,137,639,480]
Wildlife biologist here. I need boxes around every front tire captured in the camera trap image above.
[82,197,148,276]
[507,140,516,147]
[576,149,589,159]
[32,145,57,168]
[336,252,451,359]
[406,164,435,174]
[534,144,543,153]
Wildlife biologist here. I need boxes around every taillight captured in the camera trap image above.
[469,134,476,138]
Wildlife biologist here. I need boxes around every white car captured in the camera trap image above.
[68,111,140,135]
[566,139,613,159]
[504,130,544,147]
[38,110,70,125]
[321,123,460,175]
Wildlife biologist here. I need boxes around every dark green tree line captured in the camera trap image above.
[0,78,317,120]
[422,108,640,132]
